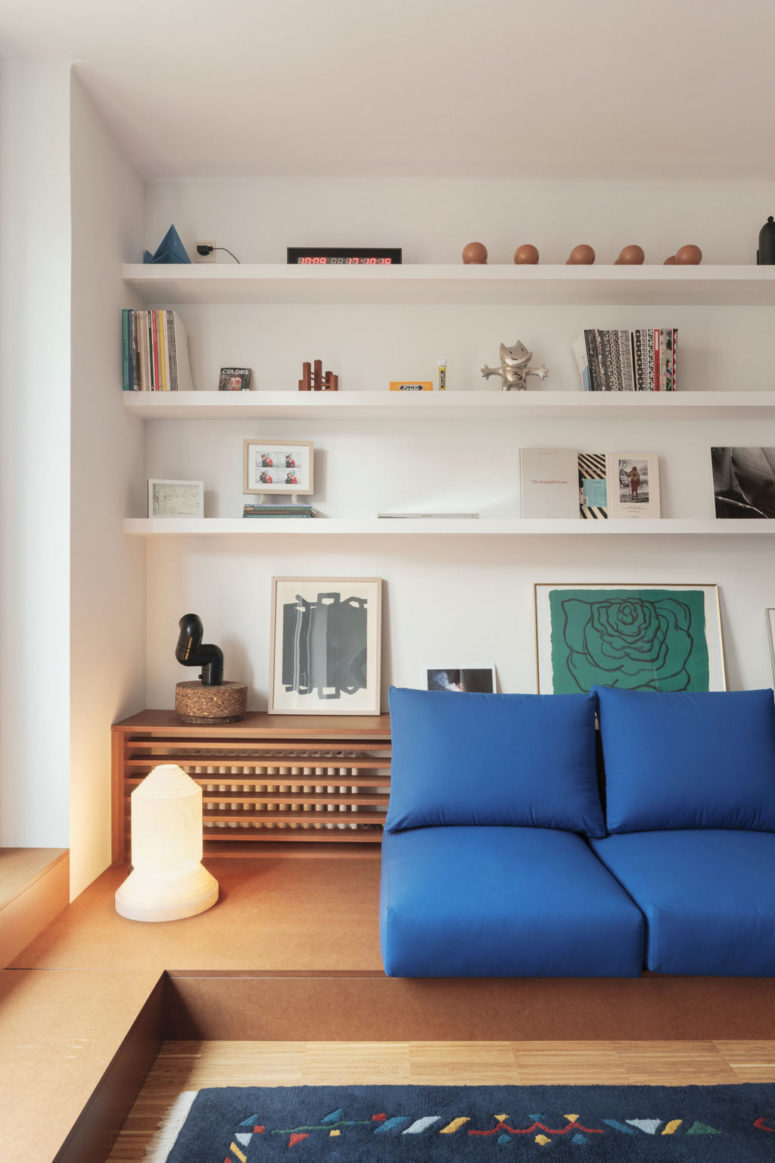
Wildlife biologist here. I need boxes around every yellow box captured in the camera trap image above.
[389,381,433,391]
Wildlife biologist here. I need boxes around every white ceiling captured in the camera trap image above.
[1,0,772,181]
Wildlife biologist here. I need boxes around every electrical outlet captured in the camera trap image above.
[195,241,216,263]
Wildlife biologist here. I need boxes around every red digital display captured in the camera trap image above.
[288,247,402,265]
[298,255,394,265]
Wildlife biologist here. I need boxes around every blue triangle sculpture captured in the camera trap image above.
[143,224,191,264]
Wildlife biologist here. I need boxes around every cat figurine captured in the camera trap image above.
[481,340,549,391]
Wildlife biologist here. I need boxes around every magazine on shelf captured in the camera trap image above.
[578,451,608,518]
[519,449,578,518]
[606,453,661,518]
[572,328,677,391]
[121,308,194,391]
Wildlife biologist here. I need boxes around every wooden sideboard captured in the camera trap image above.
[111,710,391,862]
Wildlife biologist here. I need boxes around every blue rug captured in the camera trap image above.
[149,1082,775,1159]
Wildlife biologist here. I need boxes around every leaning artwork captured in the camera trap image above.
[534,583,725,694]
[269,577,382,714]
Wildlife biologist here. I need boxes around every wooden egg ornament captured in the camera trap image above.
[462,241,488,264]
[675,244,702,265]
[566,244,595,265]
[513,244,539,264]
[615,244,645,265]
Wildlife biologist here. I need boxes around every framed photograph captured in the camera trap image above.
[425,667,496,693]
[712,446,775,517]
[243,440,313,495]
[535,583,725,694]
[269,577,382,714]
[147,478,204,518]
[606,452,661,518]
[219,366,252,391]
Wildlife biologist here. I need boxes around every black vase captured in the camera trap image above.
[757,216,775,264]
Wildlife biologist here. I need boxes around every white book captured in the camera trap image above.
[520,448,579,518]
[606,452,661,518]
[165,310,195,391]
[571,335,591,391]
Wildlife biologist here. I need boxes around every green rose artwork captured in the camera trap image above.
[547,587,710,693]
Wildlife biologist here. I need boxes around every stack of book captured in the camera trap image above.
[573,328,677,391]
[242,503,318,519]
[121,309,195,391]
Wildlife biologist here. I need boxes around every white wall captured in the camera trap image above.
[69,74,146,896]
[0,61,72,848]
[144,176,773,266]
[139,178,775,708]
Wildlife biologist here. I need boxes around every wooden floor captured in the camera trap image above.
[108,1037,775,1160]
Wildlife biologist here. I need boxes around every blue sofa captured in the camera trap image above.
[380,684,775,978]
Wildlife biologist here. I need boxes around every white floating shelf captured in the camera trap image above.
[123,518,775,537]
[122,389,775,421]
[123,263,775,307]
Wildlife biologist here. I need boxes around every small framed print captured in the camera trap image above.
[424,667,496,693]
[148,479,204,518]
[270,577,382,714]
[243,440,313,495]
[607,453,661,519]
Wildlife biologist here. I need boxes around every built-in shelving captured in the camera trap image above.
[123,263,775,539]
[123,517,775,537]
[122,389,775,421]
[122,263,775,307]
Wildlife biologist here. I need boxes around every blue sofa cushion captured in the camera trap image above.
[386,686,604,837]
[590,831,775,975]
[380,826,644,977]
[595,686,775,833]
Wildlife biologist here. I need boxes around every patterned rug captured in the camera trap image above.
[146,1082,775,1160]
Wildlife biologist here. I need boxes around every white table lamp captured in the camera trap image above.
[115,763,218,922]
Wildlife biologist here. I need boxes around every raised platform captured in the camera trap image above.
[0,847,68,969]
[5,856,775,1161]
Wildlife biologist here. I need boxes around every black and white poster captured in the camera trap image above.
[270,578,382,714]
[712,447,775,518]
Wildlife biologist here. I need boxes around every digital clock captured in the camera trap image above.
[287,247,402,265]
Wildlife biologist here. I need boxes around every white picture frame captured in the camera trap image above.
[147,478,204,518]
[766,609,775,683]
[243,439,314,495]
[606,452,661,519]
[424,667,497,693]
[269,577,382,714]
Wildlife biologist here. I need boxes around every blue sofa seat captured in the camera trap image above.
[380,684,775,979]
[381,825,645,977]
[590,830,775,976]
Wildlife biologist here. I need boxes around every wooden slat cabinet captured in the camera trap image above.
[112,711,391,862]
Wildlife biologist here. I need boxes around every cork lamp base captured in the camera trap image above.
[175,680,247,725]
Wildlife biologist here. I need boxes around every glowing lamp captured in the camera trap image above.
[115,763,218,922]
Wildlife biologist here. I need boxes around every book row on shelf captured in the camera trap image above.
[573,328,677,392]
[122,307,681,396]
[122,308,194,392]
